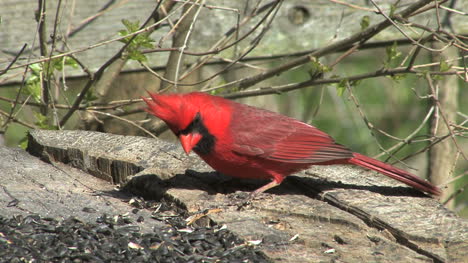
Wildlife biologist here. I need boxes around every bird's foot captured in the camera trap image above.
[226,191,252,210]
[227,191,272,210]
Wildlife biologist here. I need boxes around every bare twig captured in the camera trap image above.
[375,107,435,159]
[441,169,467,187]
[326,0,378,12]
[0,44,27,76]
[425,73,467,161]
[8,3,180,72]
[159,0,201,90]
[87,110,157,139]
[442,181,467,205]
[161,0,282,89]
[439,4,467,15]
[369,0,451,53]
[0,109,37,129]
[37,0,50,116]
[59,0,174,127]
[173,0,205,89]
[222,65,463,100]
[213,0,436,92]
[343,80,416,168]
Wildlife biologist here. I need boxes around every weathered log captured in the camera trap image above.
[4,129,465,262]
[0,144,163,234]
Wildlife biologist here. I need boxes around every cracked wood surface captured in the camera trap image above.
[0,146,164,234]
[3,129,466,262]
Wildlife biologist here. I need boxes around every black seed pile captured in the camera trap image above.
[0,200,269,262]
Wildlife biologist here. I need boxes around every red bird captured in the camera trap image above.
[143,92,441,196]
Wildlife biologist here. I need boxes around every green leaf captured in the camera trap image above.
[360,16,370,30]
[336,79,348,97]
[439,60,452,72]
[389,4,397,17]
[50,56,77,71]
[119,19,142,42]
[66,57,78,69]
[387,73,407,82]
[305,57,329,79]
[128,49,147,62]
[122,19,140,32]
[83,90,98,106]
[349,79,361,87]
[25,78,42,103]
[19,137,29,150]
[33,112,49,129]
[48,57,63,72]
[29,63,43,75]
[118,29,129,37]
[33,112,58,130]
[118,19,154,62]
[385,41,402,67]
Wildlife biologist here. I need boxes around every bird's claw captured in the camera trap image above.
[226,191,254,210]
[228,191,272,210]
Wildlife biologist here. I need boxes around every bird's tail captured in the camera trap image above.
[349,153,441,196]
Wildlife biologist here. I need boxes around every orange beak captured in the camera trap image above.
[179,133,202,154]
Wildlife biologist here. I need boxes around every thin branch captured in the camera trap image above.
[140,34,468,61]
[173,0,240,12]
[1,0,47,130]
[8,3,180,72]
[0,44,27,76]
[66,0,129,39]
[398,18,468,50]
[1,0,125,58]
[442,181,467,205]
[0,109,37,129]
[369,0,450,52]
[0,95,144,111]
[165,0,282,89]
[399,132,461,163]
[374,107,435,159]
[343,80,414,168]
[37,0,50,116]
[441,170,468,187]
[173,0,205,89]
[326,0,378,12]
[59,0,173,127]
[87,110,157,139]
[328,44,360,69]
[410,0,448,17]
[215,0,435,92]
[425,73,467,160]
[160,0,201,90]
[439,3,467,15]
[222,65,463,100]
[140,62,179,87]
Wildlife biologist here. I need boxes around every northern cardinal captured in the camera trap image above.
[143,92,440,196]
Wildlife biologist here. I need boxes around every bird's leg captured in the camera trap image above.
[250,180,280,198]
[235,179,281,210]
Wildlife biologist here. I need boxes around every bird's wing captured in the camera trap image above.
[230,104,353,163]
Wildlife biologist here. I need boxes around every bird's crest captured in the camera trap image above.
[143,92,196,133]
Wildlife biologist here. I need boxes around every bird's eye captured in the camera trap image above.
[178,112,202,136]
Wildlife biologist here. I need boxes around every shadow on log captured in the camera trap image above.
[14,130,468,262]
